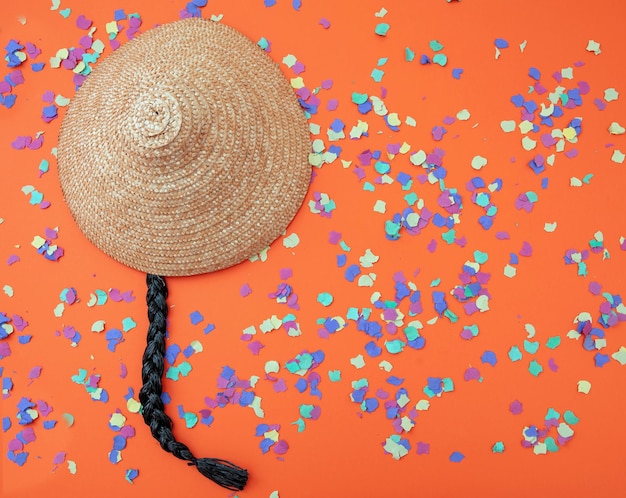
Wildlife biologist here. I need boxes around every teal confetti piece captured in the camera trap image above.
[546,336,561,349]
[317,292,334,306]
[528,360,543,376]
[375,23,390,36]
[492,441,505,453]
[508,346,522,362]
[523,340,539,354]
[564,410,579,425]
[429,39,444,51]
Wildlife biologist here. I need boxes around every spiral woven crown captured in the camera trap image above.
[57,18,311,276]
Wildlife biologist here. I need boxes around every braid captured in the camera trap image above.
[139,274,248,491]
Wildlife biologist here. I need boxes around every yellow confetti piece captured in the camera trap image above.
[387,113,401,126]
[611,150,625,164]
[53,303,65,317]
[415,399,430,411]
[503,264,517,278]
[251,396,264,418]
[586,39,601,55]
[67,460,77,474]
[611,347,626,365]
[521,136,537,151]
[309,123,320,135]
[350,355,365,369]
[456,109,470,121]
[560,67,574,79]
[410,149,426,166]
[31,235,46,249]
[359,249,379,268]
[290,76,304,89]
[357,274,376,287]
[563,127,577,141]
[604,87,619,102]
[374,7,388,17]
[471,155,488,170]
[283,233,300,248]
[282,54,297,67]
[518,120,534,134]
[378,360,393,372]
[126,398,141,413]
[577,380,591,394]
[265,360,280,374]
[373,200,386,214]
[54,95,71,106]
[609,122,625,135]
[105,21,119,35]
[91,39,105,54]
[405,116,417,127]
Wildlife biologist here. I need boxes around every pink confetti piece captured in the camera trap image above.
[319,18,331,29]
[28,366,42,379]
[76,14,93,29]
[273,440,289,454]
[7,255,20,265]
[53,451,67,465]
[240,283,252,297]
[9,70,25,85]
[11,136,31,150]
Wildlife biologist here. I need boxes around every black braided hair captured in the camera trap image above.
[139,274,248,491]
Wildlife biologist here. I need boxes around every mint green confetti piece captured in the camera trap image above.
[351,92,369,105]
[363,181,376,192]
[328,370,342,382]
[184,412,198,428]
[384,435,409,460]
[404,192,418,205]
[523,340,540,354]
[375,23,390,36]
[528,360,543,376]
[429,39,444,51]
[545,437,560,453]
[432,53,448,66]
[300,404,314,419]
[557,423,574,438]
[546,336,561,349]
[178,361,192,377]
[371,68,385,82]
[405,47,415,62]
[292,418,306,432]
[317,292,334,306]
[385,339,405,354]
[492,441,505,453]
[564,410,580,425]
[546,408,561,420]
[473,250,488,264]
[441,229,456,244]
[508,346,522,362]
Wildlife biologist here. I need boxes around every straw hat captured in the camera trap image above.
[57,18,311,276]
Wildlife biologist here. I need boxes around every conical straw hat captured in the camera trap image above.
[57,18,311,276]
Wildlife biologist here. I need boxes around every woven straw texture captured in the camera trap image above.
[57,18,311,276]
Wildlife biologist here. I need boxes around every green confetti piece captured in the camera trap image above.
[473,250,488,264]
[564,410,579,425]
[557,423,574,438]
[492,441,505,453]
[385,339,405,354]
[292,418,306,432]
[317,292,334,306]
[523,340,540,354]
[375,23,390,36]
[432,53,448,66]
[371,68,384,82]
[546,408,560,420]
[545,437,559,453]
[546,336,561,349]
[299,404,315,419]
[351,92,369,105]
[429,39,444,51]
[508,346,522,362]
[328,370,342,382]
[405,47,415,62]
[528,360,543,376]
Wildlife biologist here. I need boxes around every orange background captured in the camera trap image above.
[2,0,626,497]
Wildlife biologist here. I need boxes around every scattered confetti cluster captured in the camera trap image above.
[2,1,626,495]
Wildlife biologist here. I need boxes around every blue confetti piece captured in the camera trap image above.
[450,451,465,462]
[481,351,497,366]
[344,264,361,282]
[183,345,195,358]
[292,0,302,9]
[351,389,366,403]
[113,9,127,20]
[109,450,120,464]
[365,341,382,357]
[427,377,443,394]
[192,0,208,5]
[452,68,463,79]
[31,62,45,72]
[386,376,404,386]
[528,67,541,80]
[239,390,255,406]
[190,310,204,325]
[2,416,11,432]
[260,438,274,453]
[295,378,308,393]
[594,353,610,367]
[203,323,215,334]
[494,38,509,49]
[3,94,18,109]
[112,435,127,451]
[363,398,379,412]
[221,365,235,380]
[264,0,277,6]
[510,94,525,107]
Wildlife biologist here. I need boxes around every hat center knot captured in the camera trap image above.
[132,92,182,148]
